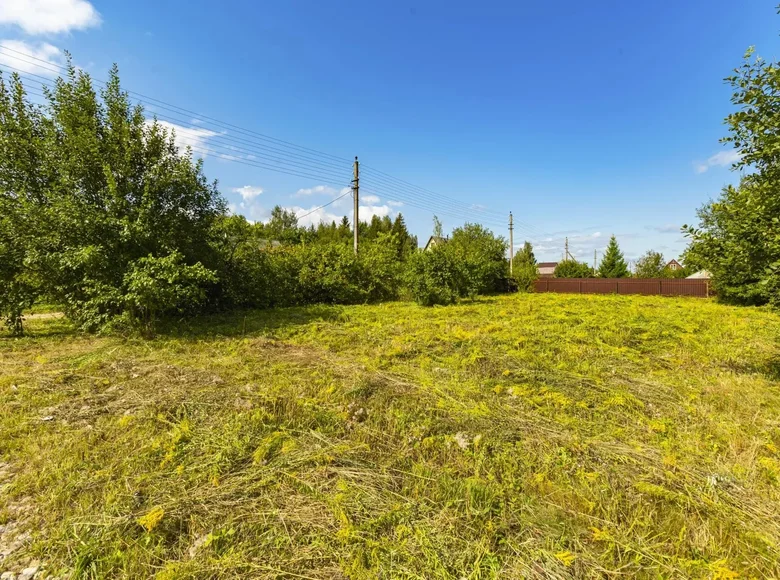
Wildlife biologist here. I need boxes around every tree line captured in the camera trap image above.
[0,62,513,335]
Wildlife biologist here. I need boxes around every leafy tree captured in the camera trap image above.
[514,241,536,268]
[449,223,508,296]
[432,215,444,238]
[598,236,629,278]
[511,241,538,292]
[0,63,225,331]
[266,205,301,244]
[685,45,780,306]
[554,259,594,278]
[634,250,666,278]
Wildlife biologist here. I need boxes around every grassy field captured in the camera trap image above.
[1,293,779,579]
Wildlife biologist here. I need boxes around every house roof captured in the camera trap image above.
[686,270,711,279]
[424,236,448,250]
[537,262,558,268]
[666,259,682,267]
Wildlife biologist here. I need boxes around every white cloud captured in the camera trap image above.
[387,200,403,207]
[0,40,65,77]
[694,150,741,174]
[146,119,220,157]
[0,0,101,35]
[359,204,391,220]
[361,194,380,204]
[296,185,338,196]
[648,224,680,234]
[285,205,342,228]
[232,185,263,201]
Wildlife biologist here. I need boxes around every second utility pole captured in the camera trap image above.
[352,156,359,254]
[509,212,514,275]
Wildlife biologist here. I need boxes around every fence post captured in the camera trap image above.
[659,279,662,295]
[615,280,619,294]
[579,279,582,294]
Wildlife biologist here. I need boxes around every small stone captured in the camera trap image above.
[1,572,17,580]
[40,416,54,422]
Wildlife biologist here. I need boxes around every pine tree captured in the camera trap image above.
[598,235,629,278]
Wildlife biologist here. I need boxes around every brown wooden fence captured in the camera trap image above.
[534,278,711,297]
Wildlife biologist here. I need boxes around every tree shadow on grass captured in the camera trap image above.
[155,304,348,342]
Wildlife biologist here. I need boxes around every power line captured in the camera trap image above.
[0,45,352,167]
[295,189,353,221]
[0,49,550,235]
[0,62,352,176]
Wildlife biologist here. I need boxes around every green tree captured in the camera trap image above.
[0,62,225,331]
[598,236,629,278]
[685,44,780,306]
[514,241,536,268]
[449,223,508,296]
[390,213,416,259]
[432,215,444,238]
[554,260,593,278]
[266,205,301,244]
[634,250,665,278]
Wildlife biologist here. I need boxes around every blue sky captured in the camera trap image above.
[1,0,778,263]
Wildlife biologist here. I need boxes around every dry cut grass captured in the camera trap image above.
[1,293,779,578]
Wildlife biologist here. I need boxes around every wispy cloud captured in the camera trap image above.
[232,185,263,201]
[146,119,221,157]
[387,200,403,207]
[296,185,340,196]
[362,194,381,204]
[647,224,680,234]
[0,40,65,77]
[694,150,741,174]
[0,0,101,35]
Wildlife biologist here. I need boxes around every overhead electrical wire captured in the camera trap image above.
[0,47,552,237]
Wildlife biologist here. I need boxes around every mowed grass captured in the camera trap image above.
[1,294,779,579]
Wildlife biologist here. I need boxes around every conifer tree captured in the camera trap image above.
[598,235,629,278]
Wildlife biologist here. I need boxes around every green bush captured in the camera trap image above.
[404,245,468,306]
[121,252,217,334]
[449,224,508,296]
[512,262,538,292]
[222,234,403,309]
[554,260,594,278]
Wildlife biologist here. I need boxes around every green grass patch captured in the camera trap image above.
[1,294,779,578]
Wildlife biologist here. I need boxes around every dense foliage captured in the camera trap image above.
[404,243,468,306]
[0,64,225,332]
[634,250,691,279]
[448,223,508,296]
[511,241,538,291]
[597,235,629,278]
[554,259,594,278]
[685,46,780,306]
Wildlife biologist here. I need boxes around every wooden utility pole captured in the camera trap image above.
[352,156,359,254]
[565,237,575,261]
[593,249,597,270]
[508,212,514,275]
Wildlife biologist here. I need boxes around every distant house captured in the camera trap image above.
[686,270,711,280]
[665,259,682,271]
[537,262,558,277]
[424,236,448,251]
